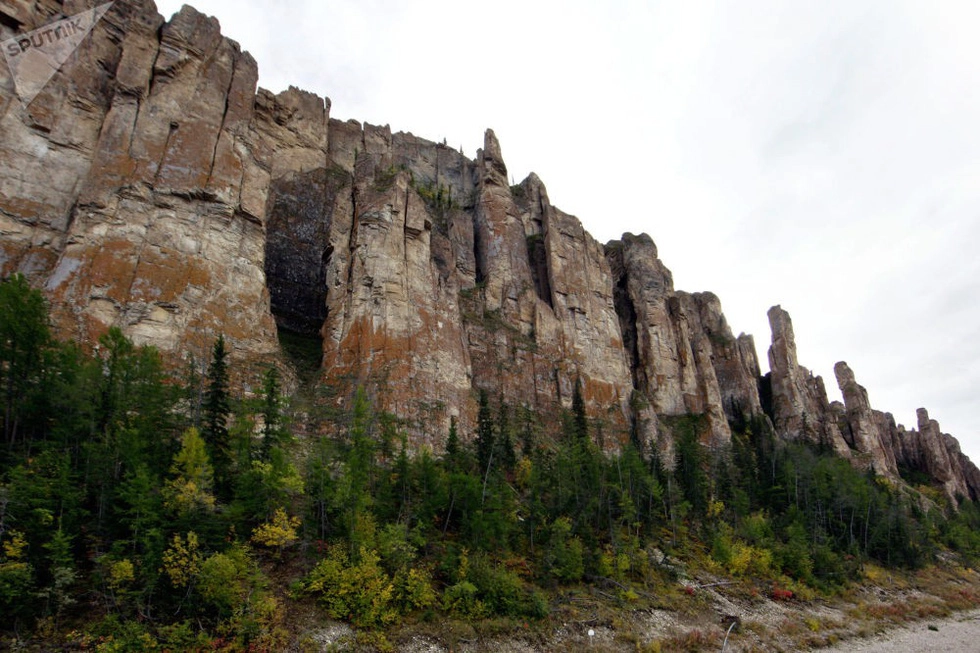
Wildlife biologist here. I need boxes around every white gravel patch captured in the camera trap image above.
[821,609,980,652]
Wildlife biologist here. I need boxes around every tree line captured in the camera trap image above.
[2,273,980,649]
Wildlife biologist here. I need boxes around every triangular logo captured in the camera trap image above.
[1,3,113,105]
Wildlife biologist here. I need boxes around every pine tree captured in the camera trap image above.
[495,400,516,474]
[674,417,708,514]
[163,427,216,516]
[476,390,495,477]
[307,433,335,541]
[335,387,376,549]
[571,377,588,443]
[117,464,163,556]
[445,417,461,472]
[95,327,134,438]
[259,365,283,461]
[518,405,536,457]
[0,274,50,448]
[202,335,231,500]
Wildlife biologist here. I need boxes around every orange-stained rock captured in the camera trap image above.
[1,1,278,364]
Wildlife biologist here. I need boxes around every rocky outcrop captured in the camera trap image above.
[605,234,769,458]
[829,362,978,502]
[765,314,980,502]
[766,307,851,457]
[2,0,978,500]
[691,293,765,429]
[1,0,278,362]
[902,409,973,502]
[0,0,641,446]
[274,123,640,444]
[314,128,477,446]
[834,362,899,478]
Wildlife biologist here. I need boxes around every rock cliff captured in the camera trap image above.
[1,0,977,501]
[765,306,851,458]
[0,0,278,364]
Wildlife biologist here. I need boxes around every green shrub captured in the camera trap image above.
[86,616,159,652]
[393,566,437,613]
[468,553,548,618]
[304,545,398,629]
[545,517,585,583]
[441,580,486,618]
[156,621,211,651]
[0,552,34,620]
[198,550,247,616]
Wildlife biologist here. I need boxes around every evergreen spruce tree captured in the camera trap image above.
[445,417,461,472]
[518,405,536,457]
[341,387,376,551]
[495,400,517,474]
[0,274,50,448]
[202,335,231,500]
[674,417,708,514]
[571,377,588,443]
[259,365,283,461]
[476,389,495,477]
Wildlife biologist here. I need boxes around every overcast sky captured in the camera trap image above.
[155,0,980,462]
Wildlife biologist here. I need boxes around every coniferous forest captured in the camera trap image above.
[3,272,980,650]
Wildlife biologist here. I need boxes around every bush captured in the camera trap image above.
[811,545,848,587]
[442,580,486,618]
[198,551,246,616]
[729,542,773,577]
[0,558,34,620]
[85,616,158,652]
[160,532,201,588]
[545,517,585,583]
[775,540,813,582]
[377,522,418,573]
[155,621,211,651]
[772,586,794,601]
[712,526,773,579]
[393,566,437,614]
[304,545,398,629]
[250,507,301,554]
[468,553,548,618]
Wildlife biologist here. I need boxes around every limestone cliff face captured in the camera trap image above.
[1,0,978,499]
[0,0,278,363]
[766,307,851,457]
[827,366,974,502]
[605,234,766,455]
[900,408,973,502]
[833,362,900,478]
[763,312,979,501]
[0,0,637,443]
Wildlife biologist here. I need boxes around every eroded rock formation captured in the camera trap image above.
[1,0,977,500]
[834,362,899,478]
[0,0,278,362]
[766,307,851,457]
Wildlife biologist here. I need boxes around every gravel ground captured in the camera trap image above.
[821,609,980,652]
